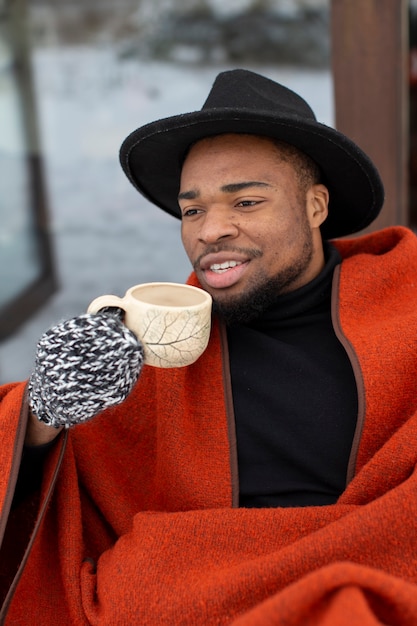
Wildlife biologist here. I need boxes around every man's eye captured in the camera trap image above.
[236,200,259,207]
[182,208,200,217]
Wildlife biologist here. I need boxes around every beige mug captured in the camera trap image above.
[87,282,212,368]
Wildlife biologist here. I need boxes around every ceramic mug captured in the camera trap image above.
[87,282,212,368]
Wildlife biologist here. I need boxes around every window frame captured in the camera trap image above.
[0,0,57,340]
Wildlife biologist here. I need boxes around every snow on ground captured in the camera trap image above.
[0,46,333,382]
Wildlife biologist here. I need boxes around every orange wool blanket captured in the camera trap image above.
[1,226,417,624]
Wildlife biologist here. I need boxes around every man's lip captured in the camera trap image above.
[201,260,250,290]
[199,252,250,271]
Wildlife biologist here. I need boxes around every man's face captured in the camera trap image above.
[179,134,328,323]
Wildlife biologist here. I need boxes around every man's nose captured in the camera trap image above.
[198,207,239,243]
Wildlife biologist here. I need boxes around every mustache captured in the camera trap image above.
[193,245,263,269]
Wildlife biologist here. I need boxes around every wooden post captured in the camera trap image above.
[331,0,409,232]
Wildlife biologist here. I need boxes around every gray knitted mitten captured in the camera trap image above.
[28,311,145,428]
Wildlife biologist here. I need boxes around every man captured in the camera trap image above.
[1,69,417,624]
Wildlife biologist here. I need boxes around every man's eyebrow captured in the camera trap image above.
[221,181,272,193]
[178,189,199,201]
[178,181,271,201]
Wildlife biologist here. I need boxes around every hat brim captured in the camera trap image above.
[120,108,384,239]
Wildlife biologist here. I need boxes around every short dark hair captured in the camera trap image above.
[271,139,322,194]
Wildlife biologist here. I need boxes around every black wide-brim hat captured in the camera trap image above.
[120,69,384,239]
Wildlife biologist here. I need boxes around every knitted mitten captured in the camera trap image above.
[28,310,145,428]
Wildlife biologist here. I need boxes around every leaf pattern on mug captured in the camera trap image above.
[140,310,211,367]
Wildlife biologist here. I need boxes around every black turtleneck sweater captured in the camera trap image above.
[227,244,358,508]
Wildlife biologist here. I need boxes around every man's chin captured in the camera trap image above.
[212,288,275,326]
[211,263,312,325]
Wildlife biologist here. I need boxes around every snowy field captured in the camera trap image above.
[0,46,333,382]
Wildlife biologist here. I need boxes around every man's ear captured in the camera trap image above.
[307,184,329,228]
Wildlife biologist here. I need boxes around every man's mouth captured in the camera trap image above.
[198,252,251,289]
[210,260,243,274]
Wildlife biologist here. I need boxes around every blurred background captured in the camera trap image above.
[0,0,414,382]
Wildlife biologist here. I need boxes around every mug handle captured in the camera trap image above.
[87,295,125,314]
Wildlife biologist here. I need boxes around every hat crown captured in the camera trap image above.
[202,69,317,121]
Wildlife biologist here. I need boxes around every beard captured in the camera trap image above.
[211,231,314,326]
